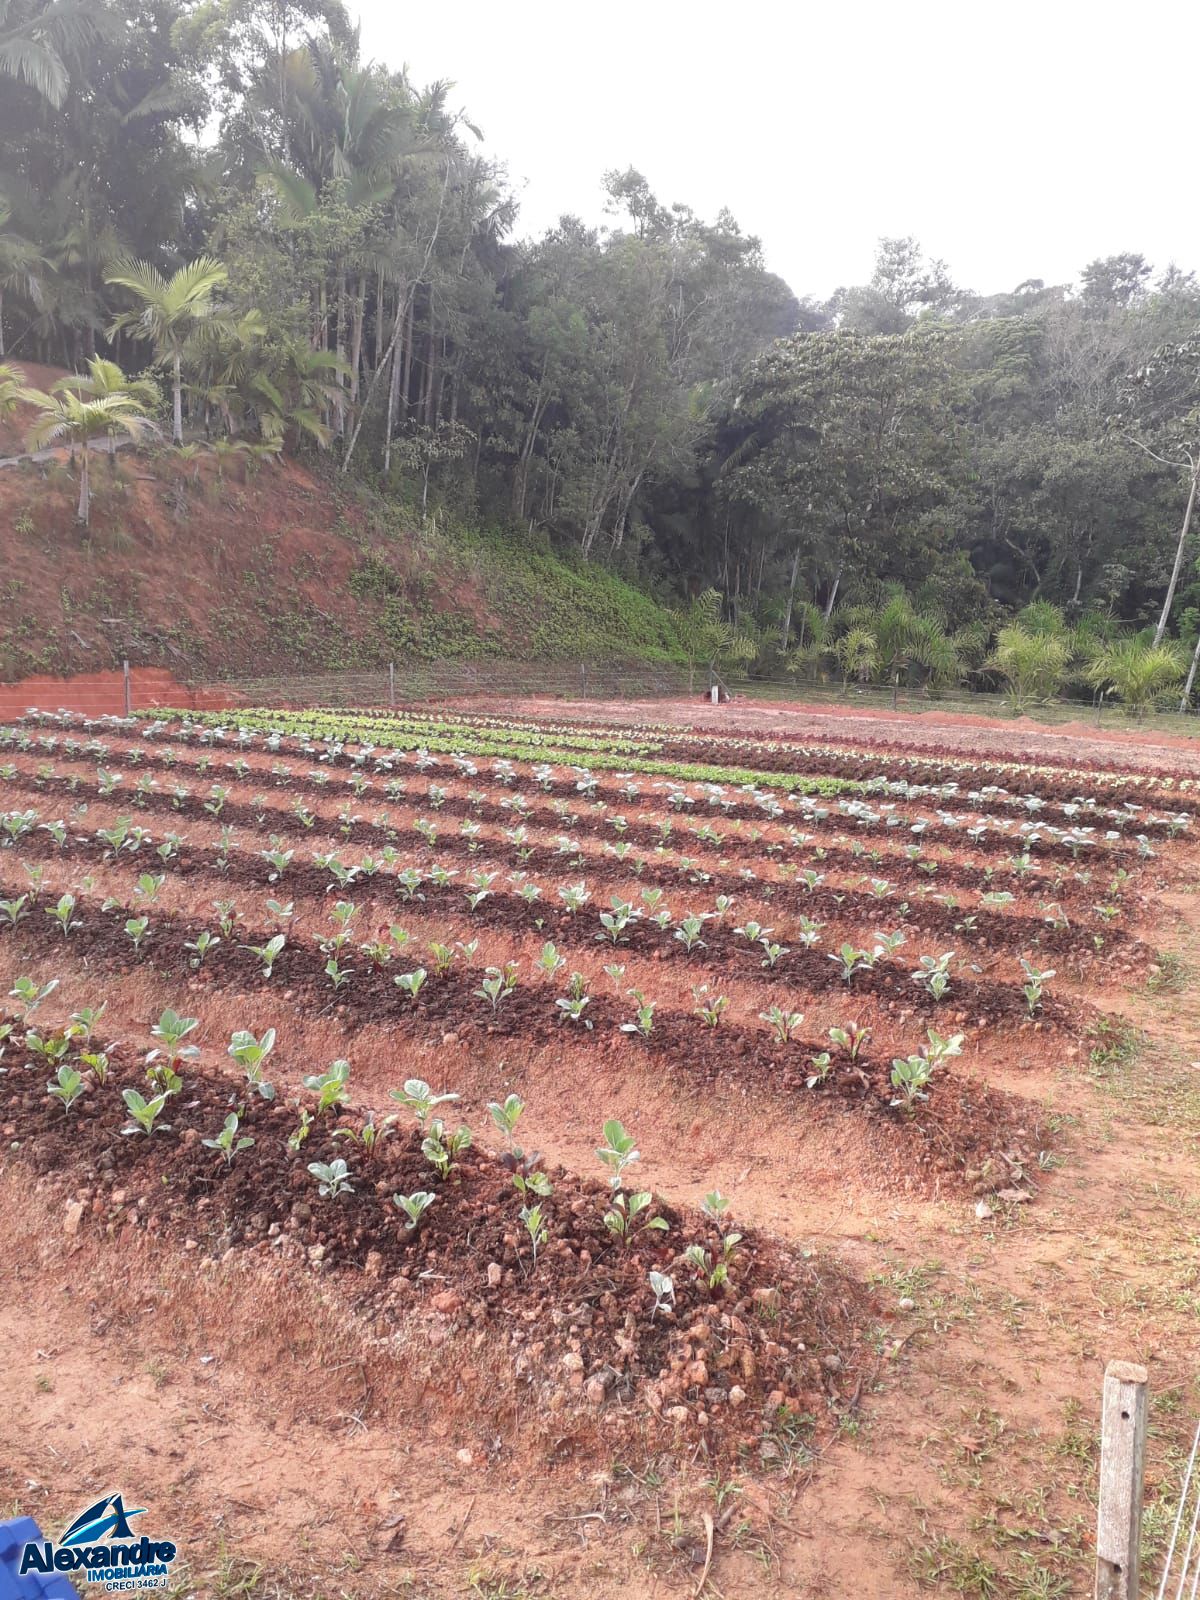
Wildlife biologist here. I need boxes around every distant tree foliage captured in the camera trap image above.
[4,0,1200,701]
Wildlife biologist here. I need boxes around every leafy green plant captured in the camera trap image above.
[889,1054,934,1111]
[308,1157,354,1198]
[227,1028,276,1099]
[203,1112,254,1165]
[394,1190,436,1231]
[303,1058,351,1115]
[242,933,285,978]
[121,1087,171,1136]
[1020,959,1055,1015]
[759,1005,804,1044]
[391,1077,459,1126]
[124,915,150,953]
[47,893,80,937]
[421,1118,473,1178]
[596,1117,668,1242]
[47,1063,85,1113]
[620,989,656,1037]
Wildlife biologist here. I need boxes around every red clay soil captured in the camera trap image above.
[0,667,237,717]
[1,1040,878,1458]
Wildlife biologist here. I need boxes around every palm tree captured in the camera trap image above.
[987,624,1072,714]
[1084,638,1186,721]
[873,594,961,708]
[834,626,878,695]
[0,359,28,422]
[24,360,159,525]
[104,256,230,443]
[0,199,44,357]
[0,0,101,107]
[674,588,756,693]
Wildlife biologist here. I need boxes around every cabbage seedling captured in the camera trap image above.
[287,1109,313,1150]
[185,928,220,960]
[475,963,518,1012]
[124,916,150,953]
[228,1028,276,1099]
[242,934,285,978]
[203,1112,254,1166]
[393,1190,435,1231]
[422,1119,472,1177]
[67,1003,106,1042]
[912,952,954,1000]
[535,942,566,978]
[890,1055,934,1110]
[394,967,427,1002]
[1020,959,1055,1015]
[24,1029,70,1066]
[759,1005,804,1044]
[10,975,58,1017]
[308,1158,353,1198]
[829,1022,872,1060]
[391,1077,459,1127]
[830,944,874,983]
[649,1270,675,1318]
[47,1063,84,1112]
[121,1087,171,1136]
[806,1051,833,1087]
[620,990,656,1038]
[303,1058,351,1115]
[135,872,165,901]
[148,1008,200,1071]
[692,985,729,1028]
[333,1115,395,1156]
[759,938,789,969]
[48,893,80,936]
[519,1202,548,1264]
[734,920,769,945]
[0,894,28,926]
[673,913,709,953]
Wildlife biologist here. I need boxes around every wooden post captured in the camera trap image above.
[122,659,131,717]
[389,662,395,709]
[1095,1360,1148,1600]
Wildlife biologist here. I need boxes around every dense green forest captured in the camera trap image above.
[4,0,1200,707]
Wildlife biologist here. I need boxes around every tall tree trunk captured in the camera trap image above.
[77,446,90,526]
[780,542,801,652]
[400,298,413,418]
[0,287,5,358]
[384,340,400,475]
[1154,460,1200,646]
[349,276,366,403]
[823,561,843,621]
[172,353,183,445]
[1182,626,1200,711]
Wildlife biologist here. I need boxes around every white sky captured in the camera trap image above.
[353,0,1195,302]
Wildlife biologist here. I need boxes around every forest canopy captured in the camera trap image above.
[4,0,1200,692]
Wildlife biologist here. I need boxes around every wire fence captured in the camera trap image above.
[209,658,699,709]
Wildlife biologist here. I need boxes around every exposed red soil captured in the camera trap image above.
[0,1040,876,1458]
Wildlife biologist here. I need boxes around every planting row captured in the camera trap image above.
[127,706,1200,803]
[0,801,1142,975]
[0,1009,874,1449]
[0,830,1080,1033]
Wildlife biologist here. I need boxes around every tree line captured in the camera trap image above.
[3,0,1200,705]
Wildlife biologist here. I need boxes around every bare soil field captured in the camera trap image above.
[0,702,1197,1600]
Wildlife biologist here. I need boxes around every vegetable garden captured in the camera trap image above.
[0,702,1193,1594]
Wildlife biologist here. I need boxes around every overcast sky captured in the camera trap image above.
[353,0,1194,302]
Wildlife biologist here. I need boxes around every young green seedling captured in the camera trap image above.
[390,1077,459,1127]
[121,1087,171,1136]
[303,1058,351,1116]
[47,1063,85,1113]
[308,1158,353,1198]
[203,1112,254,1166]
[227,1028,276,1099]
[393,1190,436,1231]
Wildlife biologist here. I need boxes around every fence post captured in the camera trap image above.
[122,659,131,717]
[389,661,395,709]
[1095,1360,1148,1600]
